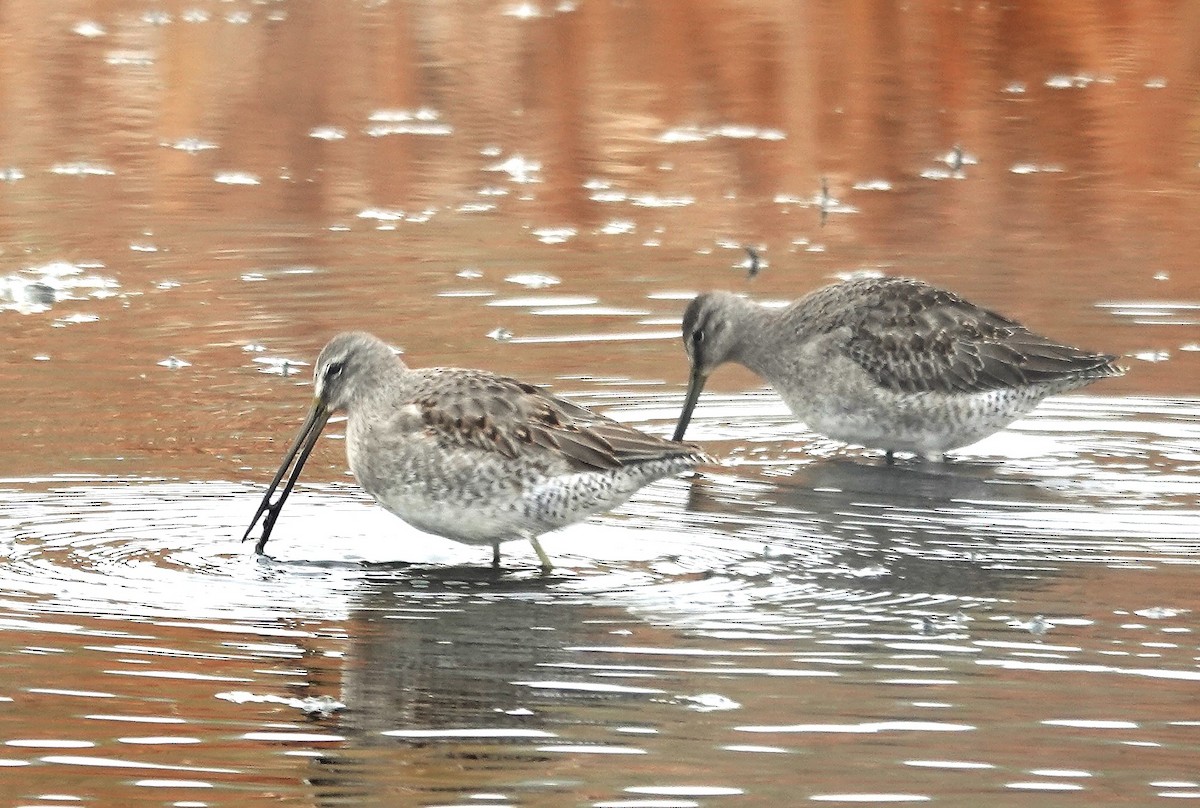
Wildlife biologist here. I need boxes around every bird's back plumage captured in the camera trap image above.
[783,277,1123,396]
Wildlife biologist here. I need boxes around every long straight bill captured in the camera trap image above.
[242,400,331,554]
[671,367,708,442]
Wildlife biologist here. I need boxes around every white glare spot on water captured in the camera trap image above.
[596,800,697,807]
[810,795,931,803]
[7,739,94,748]
[215,691,344,717]
[738,721,972,733]
[681,693,740,712]
[0,167,24,181]
[182,8,210,23]
[919,167,958,180]
[225,10,251,24]
[1006,782,1085,791]
[486,154,542,183]
[940,148,978,167]
[487,327,513,342]
[853,178,893,191]
[41,755,237,774]
[253,357,309,376]
[155,280,179,290]
[1043,719,1138,729]
[630,194,694,208]
[357,208,404,221]
[1008,615,1048,634]
[599,220,635,235]
[365,109,453,136]
[241,732,345,743]
[309,126,346,140]
[54,313,101,326]
[1046,73,1100,89]
[457,268,483,279]
[73,20,106,37]
[106,49,154,66]
[532,227,576,244]
[50,162,115,176]
[1146,77,1168,88]
[141,10,170,24]
[214,172,260,186]
[131,243,159,253]
[382,728,555,738]
[157,356,191,370]
[626,787,744,797]
[658,124,785,143]
[503,2,542,18]
[167,138,217,153]
[1133,350,1170,363]
[1011,163,1064,174]
[488,295,596,308]
[1004,81,1027,93]
[535,744,646,755]
[1135,607,1190,619]
[905,760,995,770]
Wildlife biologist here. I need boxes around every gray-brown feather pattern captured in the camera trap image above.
[802,278,1124,394]
[413,368,704,472]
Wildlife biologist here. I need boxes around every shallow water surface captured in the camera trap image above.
[2,395,1199,805]
[2,1,1200,806]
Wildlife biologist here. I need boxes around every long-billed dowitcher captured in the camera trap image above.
[244,331,705,570]
[673,276,1125,460]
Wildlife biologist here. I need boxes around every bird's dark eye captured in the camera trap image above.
[692,329,705,345]
[325,360,346,381]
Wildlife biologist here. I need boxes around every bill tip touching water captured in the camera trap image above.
[243,330,708,570]
[672,276,1125,460]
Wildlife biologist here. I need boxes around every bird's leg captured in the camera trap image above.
[491,540,501,568]
[885,450,895,465]
[528,535,553,573]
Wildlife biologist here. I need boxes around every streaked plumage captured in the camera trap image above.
[244,331,705,569]
[673,276,1125,459]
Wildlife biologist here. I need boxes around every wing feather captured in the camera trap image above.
[805,278,1123,394]
[409,369,705,472]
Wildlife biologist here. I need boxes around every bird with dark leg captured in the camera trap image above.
[673,276,1125,460]
[244,331,707,571]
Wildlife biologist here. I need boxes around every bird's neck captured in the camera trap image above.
[727,300,782,375]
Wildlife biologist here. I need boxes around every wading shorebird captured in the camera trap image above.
[244,331,706,570]
[672,276,1125,461]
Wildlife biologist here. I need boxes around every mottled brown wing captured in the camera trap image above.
[824,278,1120,394]
[412,368,703,472]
